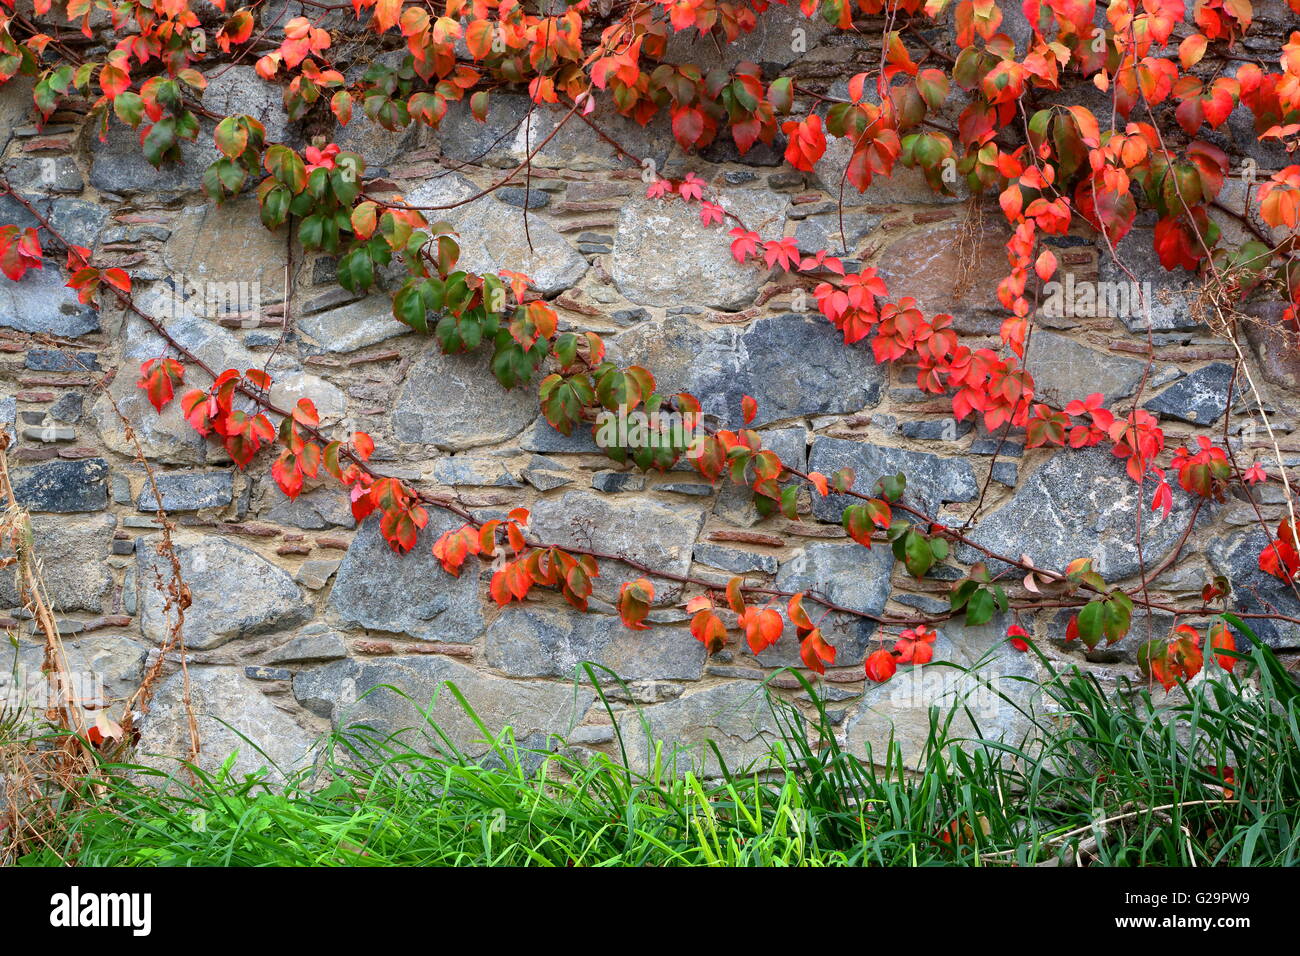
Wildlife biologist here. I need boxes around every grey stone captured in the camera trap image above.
[615,681,781,775]
[519,416,602,454]
[21,425,74,442]
[12,457,108,513]
[1207,529,1300,649]
[807,436,978,520]
[432,457,521,487]
[713,426,809,525]
[794,210,882,255]
[486,605,704,680]
[591,470,645,493]
[3,154,82,193]
[24,349,99,372]
[159,199,288,303]
[0,266,98,337]
[393,342,536,449]
[1022,331,1148,408]
[12,632,148,713]
[0,514,113,612]
[401,173,586,295]
[327,511,485,642]
[136,470,234,511]
[137,667,317,783]
[0,193,107,249]
[961,448,1210,581]
[529,490,707,605]
[521,456,573,492]
[262,485,356,530]
[658,482,714,496]
[611,190,787,310]
[296,295,410,353]
[245,666,293,681]
[1143,362,1234,425]
[136,535,310,650]
[0,395,14,441]
[269,629,349,664]
[693,543,778,575]
[614,314,883,426]
[991,461,1018,487]
[89,120,213,195]
[899,418,973,441]
[764,542,895,667]
[496,186,549,209]
[843,614,1040,769]
[1099,229,1204,332]
[292,655,593,760]
[295,559,341,590]
[201,66,293,144]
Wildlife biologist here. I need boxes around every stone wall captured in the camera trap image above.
[3,3,1300,778]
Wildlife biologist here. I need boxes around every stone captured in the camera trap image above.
[136,535,310,650]
[432,456,522,487]
[262,485,356,530]
[90,121,214,195]
[24,349,99,372]
[0,266,98,337]
[0,194,108,250]
[245,665,293,681]
[1207,529,1300,649]
[0,514,113,612]
[293,655,594,760]
[529,490,707,605]
[793,210,882,256]
[714,426,810,525]
[521,456,573,492]
[875,218,1010,321]
[94,306,345,464]
[11,457,108,512]
[692,543,779,575]
[0,395,14,441]
[486,605,705,680]
[1143,362,1235,425]
[767,541,895,667]
[137,667,317,783]
[160,199,288,303]
[392,342,536,449]
[961,447,1210,581]
[519,416,602,454]
[269,629,350,664]
[48,393,83,424]
[807,436,978,520]
[1098,229,1204,332]
[296,295,410,353]
[401,173,587,295]
[3,154,82,193]
[21,425,74,442]
[327,510,485,642]
[842,614,1040,769]
[496,186,550,209]
[12,633,148,714]
[1022,331,1148,408]
[591,470,645,493]
[295,559,341,590]
[613,314,883,426]
[611,189,788,310]
[136,470,234,511]
[614,681,781,775]
[201,66,294,144]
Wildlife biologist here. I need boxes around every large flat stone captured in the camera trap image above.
[90,120,214,195]
[763,541,895,667]
[1207,528,1300,649]
[136,470,234,511]
[1022,331,1148,408]
[486,604,704,680]
[960,447,1209,581]
[136,534,310,650]
[400,173,586,295]
[12,457,108,513]
[875,218,1011,319]
[1099,229,1204,333]
[842,614,1040,769]
[137,667,318,783]
[611,189,788,310]
[528,490,707,605]
[613,313,884,426]
[1143,362,1234,425]
[292,655,594,759]
[614,681,781,776]
[159,199,289,303]
[392,341,537,448]
[326,510,485,642]
[0,514,113,613]
[0,265,98,337]
[807,436,978,520]
[296,294,410,353]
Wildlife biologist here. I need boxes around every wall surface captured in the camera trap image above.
[3,2,1300,778]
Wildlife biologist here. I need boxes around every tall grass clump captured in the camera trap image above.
[11,616,1300,867]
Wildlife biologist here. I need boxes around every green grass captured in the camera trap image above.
[12,615,1300,867]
